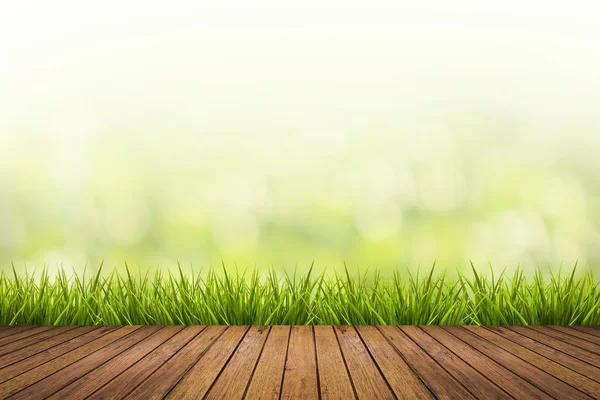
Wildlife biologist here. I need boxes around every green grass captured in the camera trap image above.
[1,263,598,326]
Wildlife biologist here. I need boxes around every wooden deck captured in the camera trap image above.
[0,326,599,399]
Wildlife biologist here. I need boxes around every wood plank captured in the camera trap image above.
[357,326,432,400]
[125,325,227,400]
[400,326,509,400]
[491,326,600,383]
[245,326,290,400]
[528,326,600,356]
[444,326,591,399]
[334,326,394,399]
[421,326,552,399]
[88,326,205,400]
[167,326,249,399]
[379,326,474,399]
[0,326,116,385]
[0,326,55,348]
[509,326,600,369]
[0,326,34,340]
[0,326,138,398]
[314,326,356,400]
[280,326,319,400]
[0,326,96,369]
[10,326,161,400]
[0,326,75,358]
[47,326,183,399]
[549,326,600,345]
[205,326,270,400]
[465,326,600,398]
[571,326,600,338]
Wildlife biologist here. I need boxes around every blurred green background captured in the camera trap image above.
[1,2,599,275]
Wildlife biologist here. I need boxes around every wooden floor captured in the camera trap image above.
[0,326,599,399]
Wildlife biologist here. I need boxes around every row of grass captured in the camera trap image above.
[1,263,599,326]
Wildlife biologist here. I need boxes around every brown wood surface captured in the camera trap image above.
[549,325,600,345]
[0,325,599,399]
[205,326,269,400]
[125,325,227,400]
[509,325,600,369]
[335,326,394,399]
[280,326,319,400]
[529,325,600,355]
[0,326,95,369]
[0,327,34,341]
[572,325,600,338]
[88,326,205,400]
[314,326,355,400]
[379,326,475,399]
[245,325,290,400]
[464,325,600,398]
[444,326,592,399]
[489,326,600,384]
[400,326,509,400]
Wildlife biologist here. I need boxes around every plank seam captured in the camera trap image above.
[159,326,234,399]
[0,326,122,386]
[115,326,208,399]
[436,326,550,398]
[201,326,252,399]
[6,326,146,398]
[374,326,436,399]
[571,326,600,339]
[77,326,186,399]
[397,326,479,399]
[331,326,358,400]
[529,326,600,356]
[453,326,588,399]
[546,326,600,347]
[352,327,398,399]
[278,325,293,400]
[468,327,595,398]
[484,327,600,385]
[0,326,99,371]
[311,326,322,400]
[417,326,513,399]
[41,326,168,399]
[510,326,600,369]
[241,326,273,400]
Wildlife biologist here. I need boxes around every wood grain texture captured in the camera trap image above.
[357,326,432,400]
[335,326,394,400]
[0,325,599,399]
[280,326,319,400]
[510,325,600,368]
[571,326,600,338]
[0,326,138,398]
[379,326,475,400]
[125,325,227,400]
[245,325,290,400]
[400,326,509,400]
[444,326,592,399]
[529,325,600,356]
[10,326,160,399]
[314,326,355,400]
[0,327,35,341]
[465,325,600,398]
[0,326,95,369]
[421,325,553,399]
[549,326,600,345]
[48,326,183,399]
[88,326,205,400]
[167,326,248,399]
[489,326,600,384]
[205,326,269,400]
